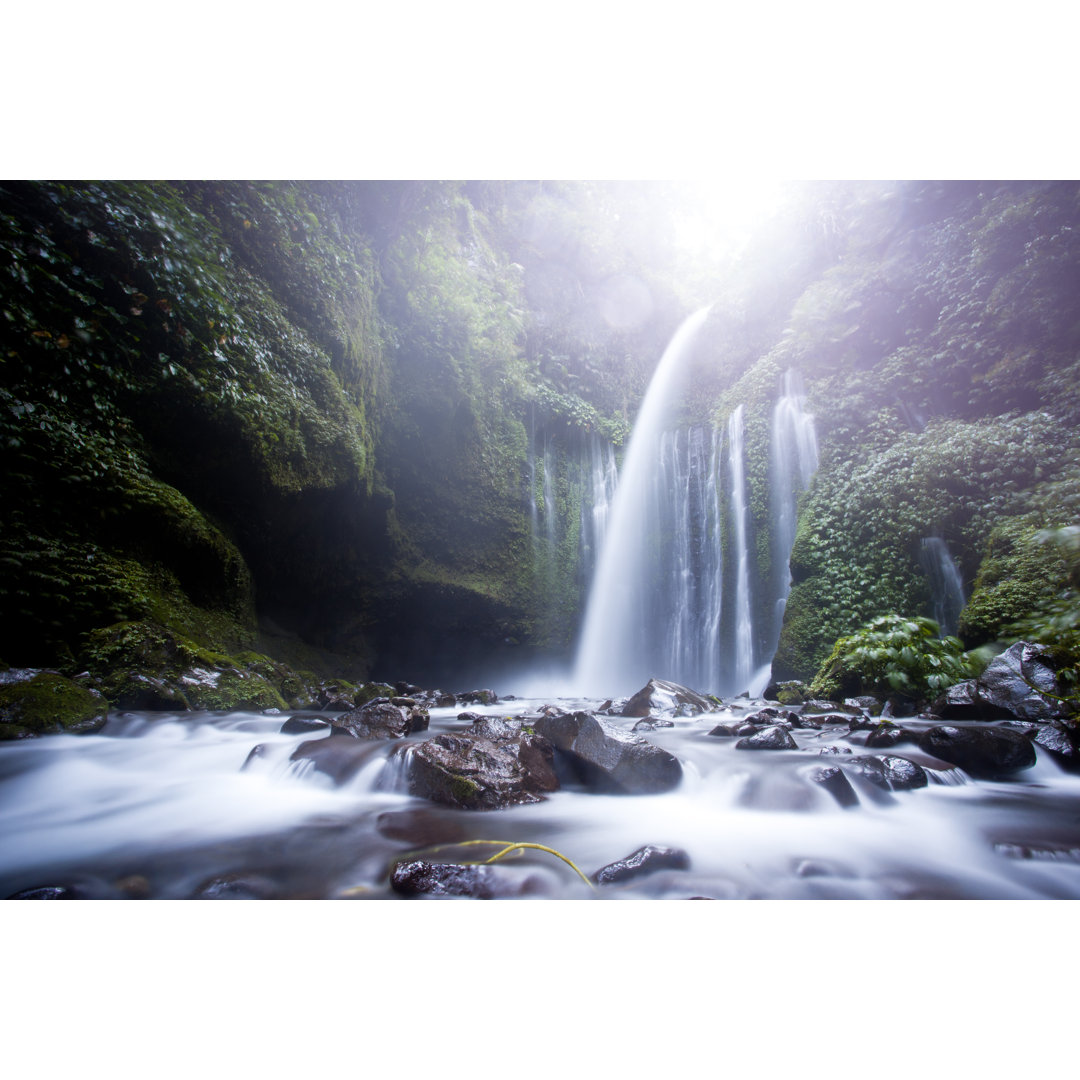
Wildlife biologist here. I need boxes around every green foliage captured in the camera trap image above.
[773,410,1079,679]
[1007,525,1080,709]
[810,614,975,701]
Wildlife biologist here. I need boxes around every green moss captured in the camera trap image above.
[0,672,107,739]
[448,773,482,805]
[81,620,286,711]
[960,515,1071,645]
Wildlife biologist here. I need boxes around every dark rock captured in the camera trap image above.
[435,692,457,708]
[931,679,1013,720]
[844,754,928,791]
[621,678,715,718]
[532,711,683,794]
[1032,721,1080,770]
[916,725,1037,779]
[735,725,797,751]
[395,682,424,697]
[933,642,1067,721]
[390,860,536,899]
[707,721,741,738]
[111,674,191,711]
[804,765,859,808]
[6,884,85,899]
[591,845,692,885]
[408,730,559,810]
[817,744,852,755]
[333,699,429,739]
[632,717,675,731]
[996,719,1080,770]
[979,642,1064,719]
[802,700,858,715]
[317,693,356,712]
[865,722,911,749]
[289,737,374,785]
[457,689,498,706]
[465,715,522,740]
[707,719,762,737]
[845,696,883,716]
[280,714,331,735]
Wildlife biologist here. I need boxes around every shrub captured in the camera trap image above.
[810,613,974,702]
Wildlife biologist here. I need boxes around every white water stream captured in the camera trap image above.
[2,702,1079,899]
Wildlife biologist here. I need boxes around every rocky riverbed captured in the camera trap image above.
[2,651,1079,900]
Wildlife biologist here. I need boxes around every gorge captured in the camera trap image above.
[1,179,1079,900]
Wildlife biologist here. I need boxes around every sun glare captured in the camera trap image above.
[673,178,791,255]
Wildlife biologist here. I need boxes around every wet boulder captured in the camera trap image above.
[456,689,498,706]
[333,699,429,739]
[591,845,691,886]
[289,737,375,785]
[844,754,928,791]
[621,678,716,718]
[632,717,675,732]
[280,714,331,735]
[407,730,559,810]
[735,725,797,751]
[804,764,860,808]
[865,722,912,749]
[707,720,761,737]
[932,642,1067,721]
[532,711,683,794]
[916,724,1037,779]
[390,860,538,899]
[463,715,523,740]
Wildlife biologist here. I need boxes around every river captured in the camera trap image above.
[3,696,1079,899]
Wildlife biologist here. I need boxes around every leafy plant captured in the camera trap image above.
[810,613,975,701]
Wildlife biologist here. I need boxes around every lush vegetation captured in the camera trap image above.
[809,614,974,702]
[2,179,1079,706]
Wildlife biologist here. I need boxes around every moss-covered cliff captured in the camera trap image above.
[702,181,1080,682]
[3,179,1078,707]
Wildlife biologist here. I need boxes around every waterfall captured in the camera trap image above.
[578,434,618,597]
[658,425,725,691]
[526,424,618,653]
[572,307,713,695]
[769,368,819,649]
[920,536,967,637]
[727,405,754,694]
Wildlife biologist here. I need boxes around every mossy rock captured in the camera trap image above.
[355,682,395,705]
[0,672,108,739]
[82,620,286,711]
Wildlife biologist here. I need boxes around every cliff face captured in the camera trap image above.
[704,181,1080,681]
[2,180,1078,697]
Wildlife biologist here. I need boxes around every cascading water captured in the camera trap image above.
[726,405,755,694]
[578,433,618,597]
[657,425,725,691]
[572,307,713,695]
[920,536,967,637]
[767,368,820,655]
